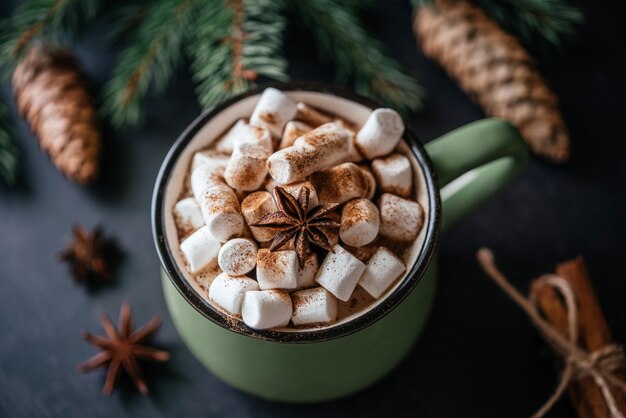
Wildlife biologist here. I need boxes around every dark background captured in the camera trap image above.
[1,1,625,417]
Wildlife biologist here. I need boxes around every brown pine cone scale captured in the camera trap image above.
[13,45,101,184]
[414,0,570,162]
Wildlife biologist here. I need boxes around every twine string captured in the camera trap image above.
[477,248,626,418]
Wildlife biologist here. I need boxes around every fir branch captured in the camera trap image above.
[101,0,196,128]
[412,0,583,50]
[0,101,19,186]
[186,0,288,110]
[293,0,424,114]
[102,1,155,44]
[0,0,100,70]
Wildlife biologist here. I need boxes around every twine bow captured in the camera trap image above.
[477,248,626,418]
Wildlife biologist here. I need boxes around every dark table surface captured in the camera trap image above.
[1,1,625,417]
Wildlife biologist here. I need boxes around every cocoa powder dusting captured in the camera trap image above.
[284,146,319,171]
[226,145,268,188]
[312,164,367,202]
[342,201,369,229]
[246,192,266,210]
[257,249,291,275]
[259,111,277,124]
[170,99,427,333]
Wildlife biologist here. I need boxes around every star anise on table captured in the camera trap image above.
[251,186,340,267]
[78,303,170,396]
[58,224,118,284]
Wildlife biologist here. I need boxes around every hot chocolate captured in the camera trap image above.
[170,88,427,331]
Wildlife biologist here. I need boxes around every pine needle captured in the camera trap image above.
[0,101,19,186]
[101,0,197,128]
[293,0,424,114]
[101,1,154,44]
[186,0,288,111]
[0,0,100,73]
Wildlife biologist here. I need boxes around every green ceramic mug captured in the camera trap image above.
[152,82,527,402]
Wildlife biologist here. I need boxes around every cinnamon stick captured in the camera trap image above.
[531,257,626,418]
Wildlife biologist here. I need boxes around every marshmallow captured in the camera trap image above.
[359,166,377,199]
[180,226,221,273]
[224,143,270,191]
[296,253,319,290]
[341,138,365,164]
[199,184,244,242]
[282,181,319,208]
[291,287,338,326]
[209,273,259,316]
[371,153,413,198]
[174,197,205,235]
[377,193,424,242]
[279,120,311,150]
[310,162,369,204]
[190,163,225,202]
[214,121,240,154]
[256,249,298,290]
[241,191,279,242]
[293,122,353,151]
[334,122,364,164]
[216,119,273,154]
[358,247,406,299]
[218,238,257,276]
[315,245,366,301]
[356,108,405,159]
[340,198,380,247]
[262,176,278,194]
[191,149,230,172]
[234,122,273,153]
[250,88,297,138]
[268,122,353,184]
[241,290,293,330]
[294,102,333,127]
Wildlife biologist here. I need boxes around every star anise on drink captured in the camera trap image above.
[58,224,118,283]
[78,303,170,396]
[251,186,340,267]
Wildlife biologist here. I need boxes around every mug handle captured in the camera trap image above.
[424,118,528,232]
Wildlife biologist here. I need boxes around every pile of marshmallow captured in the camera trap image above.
[173,88,424,331]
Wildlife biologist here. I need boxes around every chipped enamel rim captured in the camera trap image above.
[152,81,441,343]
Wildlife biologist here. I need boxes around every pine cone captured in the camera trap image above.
[12,45,101,184]
[414,0,570,162]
